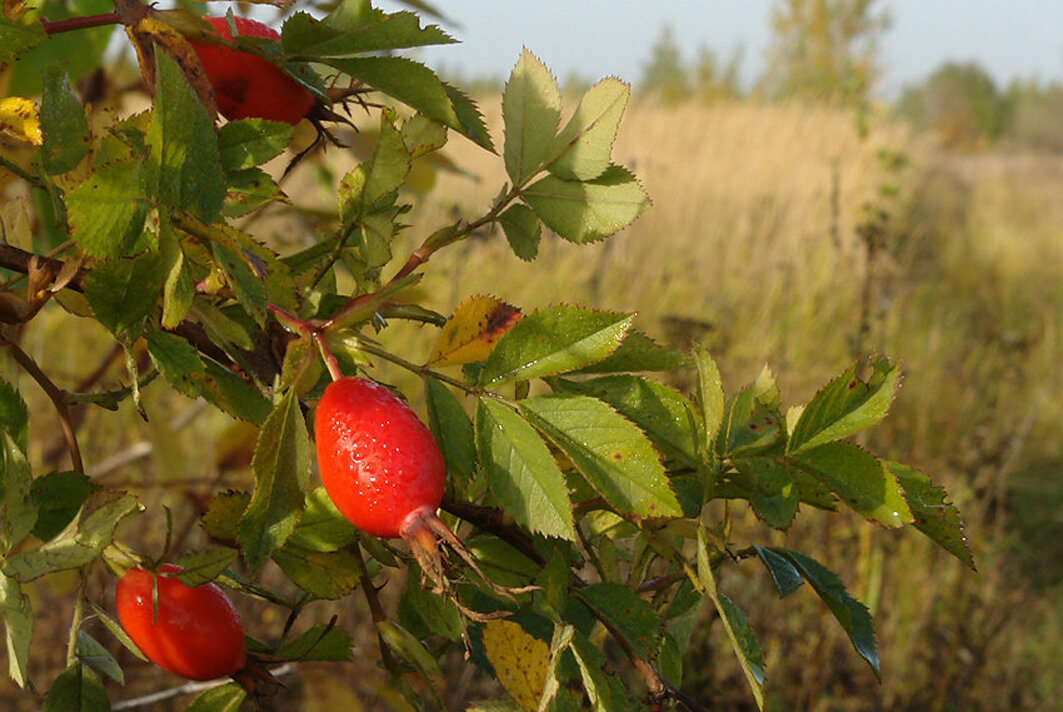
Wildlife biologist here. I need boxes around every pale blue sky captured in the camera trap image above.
[377,1,1063,96]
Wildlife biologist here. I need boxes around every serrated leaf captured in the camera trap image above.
[519,395,681,519]
[480,305,633,386]
[212,242,267,325]
[159,222,193,329]
[572,329,691,374]
[398,567,463,641]
[339,112,410,222]
[753,544,805,596]
[567,629,615,712]
[523,165,649,244]
[43,664,109,712]
[0,432,36,554]
[717,383,785,458]
[146,51,225,222]
[377,620,440,675]
[476,400,574,540]
[498,203,541,261]
[174,548,238,586]
[40,66,89,174]
[443,81,494,151]
[888,462,974,569]
[482,619,550,712]
[286,487,358,553]
[0,572,32,687]
[237,389,311,572]
[223,167,287,218]
[275,625,352,662]
[729,458,799,530]
[577,582,660,660]
[552,375,698,468]
[696,531,765,708]
[272,543,360,599]
[771,548,879,677]
[788,356,901,454]
[282,9,455,57]
[145,328,206,400]
[65,160,148,258]
[201,491,250,542]
[693,344,725,447]
[503,48,561,184]
[184,682,246,712]
[29,471,99,542]
[84,253,164,337]
[0,15,46,65]
[199,359,272,424]
[796,442,912,528]
[429,294,522,367]
[401,113,447,156]
[217,119,292,171]
[425,379,476,494]
[548,78,629,181]
[75,630,124,684]
[2,494,141,581]
[0,377,28,449]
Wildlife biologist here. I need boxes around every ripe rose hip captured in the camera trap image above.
[314,377,446,539]
[115,563,247,681]
[190,16,316,125]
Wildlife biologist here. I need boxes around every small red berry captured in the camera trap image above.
[314,377,446,539]
[115,563,247,681]
[190,16,316,125]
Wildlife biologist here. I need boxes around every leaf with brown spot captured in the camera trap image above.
[481,619,550,711]
[428,294,521,366]
[126,15,218,119]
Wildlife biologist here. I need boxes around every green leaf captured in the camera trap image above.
[272,543,360,599]
[552,375,699,468]
[522,165,649,244]
[29,471,99,542]
[283,10,454,57]
[174,548,238,586]
[199,360,272,425]
[519,394,681,519]
[443,81,494,151]
[424,379,477,494]
[183,682,246,712]
[795,442,913,528]
[771,548,879,677]
[694,344,725,448]
[717,382,785,458]
[2,494,141,581]
[84,252,164,337]
[572,329,691,374]
[548,78,629,181]
[91,606,147,662]
[222,167,286,218]
[502,48,561,184]
[75,630,124,684]
[0,432,36,555]
[144,328,206,400]
[696,531,765,709]
[159,222,193,329]
[788,356,901,454]
[40,66,89,175]
[577,582,660,660]
[0,572,32,687]
[476,399,575,540]
[146,51,225,222]
[339,111,410,221]
[398,567,463,641]
[201,491,250,542]
[275,625,352,662]
[217,119,292,171]
[727,458,799,530]
[753,544,805,596]
[0,16,46,64]
[568,629,616,712]
[0,378,28,449]
[480,305,633,386]
[286,487,358,553]
[498,203,542,261]
[238,388,311,572]
[43,664,109,712]
[377,620,441,676]
[65,160,148,257]
[212,242,268,326]
[887,462,974,569]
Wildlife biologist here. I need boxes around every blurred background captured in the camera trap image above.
[3,0,1062,709]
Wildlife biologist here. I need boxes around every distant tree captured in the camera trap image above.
[897,61,1012,150]
[765,0,889,104]
[694,44,744,102]
[640,25,690,102]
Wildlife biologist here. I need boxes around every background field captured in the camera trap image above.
[6,94,1062,710]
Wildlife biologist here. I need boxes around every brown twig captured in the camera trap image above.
[440,494,545,567]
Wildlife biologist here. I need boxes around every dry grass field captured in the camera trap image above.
[7,97,1062,710]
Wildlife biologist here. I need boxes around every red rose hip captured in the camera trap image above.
[116,564,247,681]
[190,16,316,125]
[314,377,446,538]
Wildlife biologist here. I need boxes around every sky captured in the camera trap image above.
[376,0,1063,97]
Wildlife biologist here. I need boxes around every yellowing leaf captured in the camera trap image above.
[481,620,549,711]
[428,294,521,367]
[0,97,42,146]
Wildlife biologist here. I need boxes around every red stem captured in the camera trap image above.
[40,12,120,35]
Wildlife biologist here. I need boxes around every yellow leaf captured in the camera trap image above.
[428,294,521,367]
[0,97,42,146]
[481,619,549,712]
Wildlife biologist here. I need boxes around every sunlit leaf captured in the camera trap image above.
[174,548,238,586]
[523,166,649,244]
[503,48,561,184]
[482,619,550,712]
[40,66,89,173]
[184,682,246,712]
[548,77,629,181]
[425,379,476,494]
[795,442,912,528]
[0,432,35,555]
[0,572,32,687]
[429,294,522,367]
[888,461,974,569]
